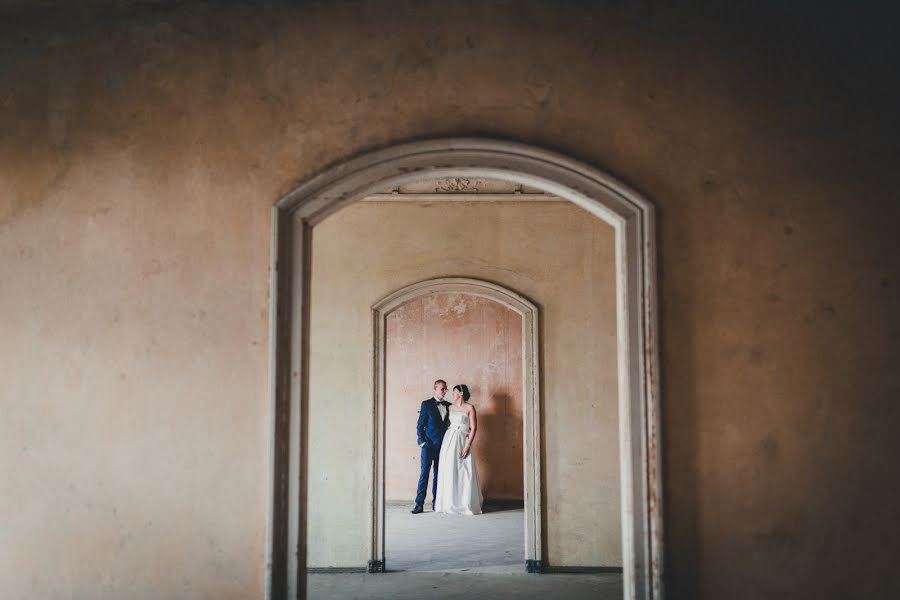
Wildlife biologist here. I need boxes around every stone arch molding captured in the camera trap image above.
[372,277,542,574]
[266,138,663,600]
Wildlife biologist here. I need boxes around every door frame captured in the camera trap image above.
[265,138,664,600]
[372,277,541,573]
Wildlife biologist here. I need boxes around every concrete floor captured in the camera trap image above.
[308,502,623,599]
[386,501,523,572]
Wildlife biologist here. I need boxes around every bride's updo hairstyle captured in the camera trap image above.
[453,384,471,401]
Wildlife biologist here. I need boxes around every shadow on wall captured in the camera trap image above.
[475,389,524,502]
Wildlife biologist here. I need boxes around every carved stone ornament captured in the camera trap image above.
[433,177,481,193]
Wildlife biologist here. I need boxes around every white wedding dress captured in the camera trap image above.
[435,410,483,515]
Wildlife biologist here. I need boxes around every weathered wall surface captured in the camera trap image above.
[308,202,620,567]
[385,293,525,503]
[1,2,899,599]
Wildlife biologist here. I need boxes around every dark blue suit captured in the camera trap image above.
[415,397,449,507]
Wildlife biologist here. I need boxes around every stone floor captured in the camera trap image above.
[307,502,623,599]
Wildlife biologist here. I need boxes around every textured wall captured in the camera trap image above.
[1,2,899,599]
[385,293,525,503]
[307,201,620,568]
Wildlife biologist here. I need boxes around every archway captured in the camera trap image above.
[265,138,663,600]
[373,277,541,573]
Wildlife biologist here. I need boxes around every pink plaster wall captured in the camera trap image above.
[385,293,524,502]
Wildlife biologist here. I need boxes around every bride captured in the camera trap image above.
[434,384,483,515]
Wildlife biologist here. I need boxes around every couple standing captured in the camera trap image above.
[411,379,483,515]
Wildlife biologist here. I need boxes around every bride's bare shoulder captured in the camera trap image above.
[466,402,476,414]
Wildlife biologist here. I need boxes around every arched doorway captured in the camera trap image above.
[373,277,542,573]
[265,138,663,600]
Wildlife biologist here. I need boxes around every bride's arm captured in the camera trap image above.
[462,405,477,458]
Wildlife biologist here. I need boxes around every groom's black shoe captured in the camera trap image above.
[411,505,424,514]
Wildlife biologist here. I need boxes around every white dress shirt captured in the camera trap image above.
[435,396,447,421]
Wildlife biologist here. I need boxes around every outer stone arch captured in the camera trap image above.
[371,277,543,574]
[266,138,663,600]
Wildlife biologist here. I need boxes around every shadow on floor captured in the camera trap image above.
[308,572,624,600]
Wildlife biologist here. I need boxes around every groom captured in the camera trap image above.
[411,379,451,514]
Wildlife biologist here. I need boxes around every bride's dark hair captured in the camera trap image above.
[453,384,471,401]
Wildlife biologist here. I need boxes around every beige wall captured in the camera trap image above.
[2,2,899,598]
[385,293,525,502]
[308,201,620,567]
